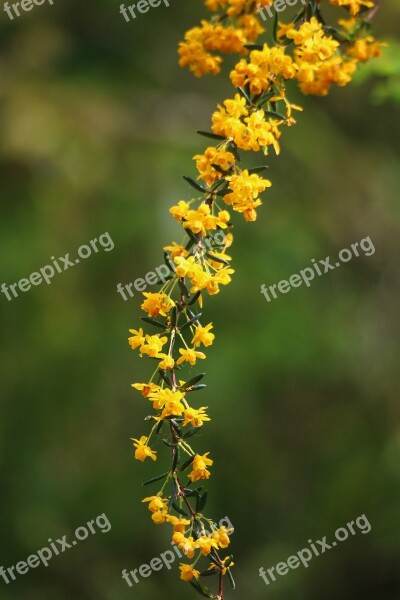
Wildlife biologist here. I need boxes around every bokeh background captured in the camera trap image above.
[1,1,399,599]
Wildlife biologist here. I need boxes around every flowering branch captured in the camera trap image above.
[128,1,383,598]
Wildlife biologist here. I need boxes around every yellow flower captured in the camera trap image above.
[177,348,207,366]
[195,535,219,556]
[159,398,186,420]
[131,435,157,462]
[142,495,168,513]
[131,382,160,397]
[183,407,211,428]
[166,515,191,533]
[128,328,145,350]
[141,292,175,318]
[152,510,167,525]
[179,563,200,582]
[158,353,175,370]
[329,0,373,16]
[225,170,271,220]
[192,323,215,347]
[140,334,168,357]
[172,532,196,558]
[194,146,235,186]
[346,36,385,62]
[163,242,189,260]
[169,200,190,222]
[188,452,213,482]
[211,526,233,548]
[149,388,185,410]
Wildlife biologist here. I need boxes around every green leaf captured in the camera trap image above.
[183,176,207,193]
[264,109,286,120]
[237,86,252,105]
[205,252,230,265]
[197,491,208,513]
[178,278,190,298]
[180,313,202,331]
[210,163,226,175]
[272,9,279,45]
[158,369,172,387]
[172,501,189,517]
[183,427,201,439]
[171,419,182,436]
[196,130,226,141]
[244,43,263,51]
[187,384,207,392]
[164,251,175,271]
[248,165,268,175]
[180,455,195,471]
[228,141,241,162]
[227,568,236,589]
[188,290,201,306]
[141,316,167,330]
[183,373,206,389]
[189,579,214,598]
[163,439,177,448]
[170,306,178,328]
[172,446,180,471]
[142,472,169,486]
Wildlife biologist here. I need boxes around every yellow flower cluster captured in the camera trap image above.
[178,12,265,77]
[330,0,374,16]
[129,1,384,597]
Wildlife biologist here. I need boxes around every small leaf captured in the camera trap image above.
[158,369,172,387]
[248,165,268,174]
[171,419,182,437]
[189,579,214,598]
[163,439,177,448]
[142,472,169,486]
[244,43,263,50]
[264,109,286,120]
[180,455,195,471]
[186,384,207,392]
[237,86,252,105]
[180,313,202,331]
[198,491,208,512]
[196,130,226,141]
[272,10,279,45]
[172,501,189,517]
[141,317,167,330]
[205,252,230,265]
[227,568,236,590]
[183,373,205,389]
[188,290,201,306]
[183,176,207,193]
[210,163,226,175]
[200,568,218,577]
[183,427,201,439]
[172,446,180,471]
[178,278,190,298]
[170,306,178,328]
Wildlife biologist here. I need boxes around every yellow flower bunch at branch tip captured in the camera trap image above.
[128,0,384,597]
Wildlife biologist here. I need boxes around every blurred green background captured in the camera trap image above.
[1,1,399,599]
